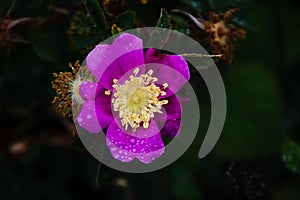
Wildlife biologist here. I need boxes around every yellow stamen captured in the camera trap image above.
[163,83,168,89]
[105,90,111,95]
[110,68,168,131]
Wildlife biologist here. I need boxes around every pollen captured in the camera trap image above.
[105,90,111,95]
[107,68,168,131]
[51,60,96,117]
[163,83,168,89]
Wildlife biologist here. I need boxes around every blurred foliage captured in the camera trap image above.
[217,62,281,158]
[109,10,136,31]
[81,0,106,30]
[282,137,300,174]
[0,0,300,199]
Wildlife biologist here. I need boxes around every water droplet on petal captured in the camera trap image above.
[111,147,117,152]
[87,114,91,119]
[77,117,83,123]
[130,138,135,143]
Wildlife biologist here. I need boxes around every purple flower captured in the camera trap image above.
[77,33,190,163]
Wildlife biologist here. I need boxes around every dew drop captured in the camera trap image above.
[111,147,117,152]
[130,138,135,143]
[115,154,120,159]
[77,117,83,123]
[87,114,91,119]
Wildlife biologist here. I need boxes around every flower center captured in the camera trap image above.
[105,68,168,131]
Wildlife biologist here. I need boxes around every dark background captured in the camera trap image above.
[1,0,300,199]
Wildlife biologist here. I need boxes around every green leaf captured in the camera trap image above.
[30,29,57,61]
[179,0,205,12]
[147,8,172,48]
[170,14,190,29]
[69,11,103,50]
[71,33,102,49]
[81,0,106,30]
[110,10,136,31]
[156,8,171,28]
[282,137,300,174]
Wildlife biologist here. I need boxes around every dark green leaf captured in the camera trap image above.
[282,137,300,174]
[147,8,172,48]
[71,33,102,49]
[30,29,57,61]
[156,8,171,28]
[81,0,106,30]
[68,11,103,50]
[170,14,190,29]
[110,10,136,32]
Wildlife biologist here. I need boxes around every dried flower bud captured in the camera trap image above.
[203,8,246,63]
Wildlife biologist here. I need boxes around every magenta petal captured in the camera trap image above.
[86,34,145,87]
[106,120,165,163]
[107,141,164,164]
[161,94,182,138]
[161,54,190,80]
[95,86,113,129]
[86,44,110,80]
[144,48,164,63]
[80,81,97,100]
[135,148,164,164]
[145,48,190,96]
[99,51,145,90]
[106,142,135,162]
[77,100,101,133]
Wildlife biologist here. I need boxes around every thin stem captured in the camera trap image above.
[5,0,17,17]
[95,162,102,186]
[181,53,223,58]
